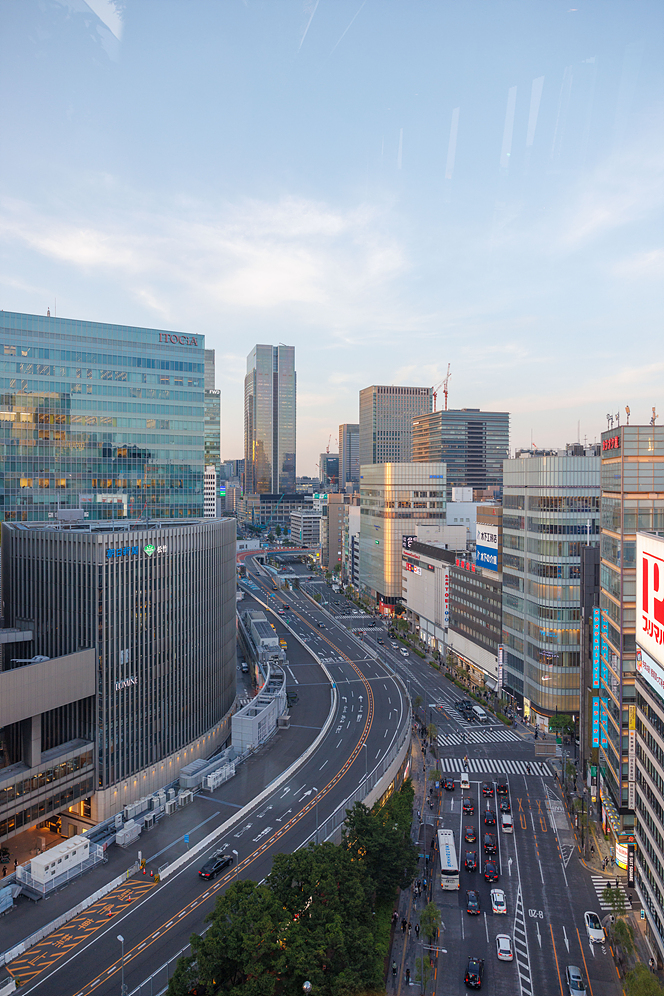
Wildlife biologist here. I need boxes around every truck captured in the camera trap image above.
[279,637,287,650]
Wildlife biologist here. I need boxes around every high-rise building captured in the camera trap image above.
[359,386,432,468]
[501,445,600,725]
[319,453,339,489]
[317,492,347,569]
[635,531,664,961]
[359,462,446,611]
[598,424,664,837]
[339,423,360,486]
[412,409,509,500]
[0,311,206,522]
[1,518,237,823]
[204,349,221,471]
[244,345,296,495]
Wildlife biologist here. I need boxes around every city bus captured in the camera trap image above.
[437,828,459,890]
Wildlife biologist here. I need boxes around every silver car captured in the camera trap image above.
[565,964,586,995]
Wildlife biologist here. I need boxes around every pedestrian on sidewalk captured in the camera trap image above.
[393,910,399,925]
[408,921,412,935]
[405,968,411,985]
[2,866,6,878]
[392,962,397,978]
[402,917,407,933]
[415,923,420,939]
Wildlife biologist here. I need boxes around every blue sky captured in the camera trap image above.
[1,1,662,474]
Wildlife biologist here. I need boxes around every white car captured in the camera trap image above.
[565,964,587,995]
[391,641,398,648]
[584,911,605,945]
[496,934,513,961]
[400,647,409,657]
[491,888,507,914]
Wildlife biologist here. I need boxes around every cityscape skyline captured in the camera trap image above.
[0,2,661,475]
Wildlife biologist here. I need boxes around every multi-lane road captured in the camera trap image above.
[10,565,410,996]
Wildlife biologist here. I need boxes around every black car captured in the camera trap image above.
[496,780,508,796]
[199,851,234,880]
[499,798,511,813]
[282,604,290,610]
[464,826,477,843]
[376,637,384,644]
[443,776,455,791]
[483,833,497,855]
[484,809,496,826]
[482,781,493,796]
[484,860,499,882]
[464,850,478,872]
[465,957,484,989]
[463,798,474,815]
[466,890,481,915]
[317,621,325,628]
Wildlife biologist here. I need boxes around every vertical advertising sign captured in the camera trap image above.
[628,843,635,888]
[637,532,664,665]
[443,568,449,628]
[599,698,608,749]
[591,697,600,747]
[592,607,600,688]
[497,645,504,692]
[475,523,499,572]
[600,615,609,686]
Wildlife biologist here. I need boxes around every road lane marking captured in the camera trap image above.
[576,926,595,996]
[549,922,564,995]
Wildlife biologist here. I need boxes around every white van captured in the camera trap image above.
[460,771,470,790]
[472,705,487,723]
[399,647,409,657]
[501,813,513,833]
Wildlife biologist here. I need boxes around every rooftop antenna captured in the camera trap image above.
[625,406,630,425]
[615,411,620,427]
[652,407,658,426]
[47,307,50,317]
[606,413,614,429]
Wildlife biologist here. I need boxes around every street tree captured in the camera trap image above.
[418,901,442,947]
[625,963,664,996]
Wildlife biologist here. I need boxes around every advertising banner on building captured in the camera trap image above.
[476,523,499,572]
[591,697,600,747]
[444,568,449,628]
[497,645,504,692]
[636,645,664,699]
[637,532,664,669]
[592,607,600,688]
[599,697,608,749]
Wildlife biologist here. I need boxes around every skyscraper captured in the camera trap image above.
[359,385,432,467]
[244,345,296,494]
[412,408,509,499]
[0,311,206,522]
[339,423,360,486]
[204,349,221,471]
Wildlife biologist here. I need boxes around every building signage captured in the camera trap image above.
[628,843,635,888]
[591,697,600,747]
[497,645,503,691]
[158,332,199,346]
[115,676,138,691]
[405,562,421,575]
[444,568,449,627]
[108,546,140,558]
[402,535,417,550]
[592,607,600,688]
[636,533,664,666]
[476,523,499,573]
[636,645,664,699]
[599,698,608,749]
[602,434,620,452]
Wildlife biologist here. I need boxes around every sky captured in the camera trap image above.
[0,1,662,475]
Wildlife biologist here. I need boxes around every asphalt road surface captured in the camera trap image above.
[11,565,410,996]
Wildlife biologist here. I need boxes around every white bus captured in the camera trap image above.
[437,828,460,891]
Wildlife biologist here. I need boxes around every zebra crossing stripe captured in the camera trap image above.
[590,876,632,909]
[513,883,533,996]
[436,757,551,776]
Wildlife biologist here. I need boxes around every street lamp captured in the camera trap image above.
[117,934,127,996]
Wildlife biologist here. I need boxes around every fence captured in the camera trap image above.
[128,703,412,996]
[15,843,105,897]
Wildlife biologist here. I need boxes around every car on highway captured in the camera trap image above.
[496,779,508,795]
[496,934,513,961]
[282,604,290,610]
[463,798,474,815]
[317,621,325,628]
[277,608,285,614]
[482,781,493,796]
[499,798,511,813]
[391,641,398,648]
[240,661,249,673]
[199,851,234,880]
[565,965,588,996]
[399,647,409,657]
[464,957,484,989]
[484,809,496,826]
[565,965,587,995]
[464,826,477,843]
[491,888,507,914]
[466,890,481,915]
[376,637,384,644]
[483,832,497,855]
[443,776,455,791]
[464,850,478,872]
[484,860,499,882]
[584,911,605,944]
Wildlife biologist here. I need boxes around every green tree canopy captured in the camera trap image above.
[625,963,664,996]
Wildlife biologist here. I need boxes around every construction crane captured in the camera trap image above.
[326,434,331,454]
[442,363,451,411]
[432,381,443,412]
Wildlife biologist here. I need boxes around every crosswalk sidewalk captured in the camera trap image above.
[590,875,632,910]
[437,727,522,747]
[437,756,551,776]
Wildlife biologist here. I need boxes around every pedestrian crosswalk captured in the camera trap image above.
[591,875,632,910]
[437,756,551,776]
[437,727,522,747]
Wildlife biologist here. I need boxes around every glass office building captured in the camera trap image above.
[204,349,221,471]
[359,385,432,467]
[501,446,600,723]
[412,408,509,500]
[0,311,206,522]
[2,518,237,821]
[244,345,296,495]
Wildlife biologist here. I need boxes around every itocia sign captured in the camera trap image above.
[158,332,199,346]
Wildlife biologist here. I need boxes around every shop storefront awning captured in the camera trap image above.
[600,789,622,837]
[484,677,498,691]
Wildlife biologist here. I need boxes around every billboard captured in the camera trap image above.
[476,523,499,573]
[592,607,600,688]
[637,532,664,668]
